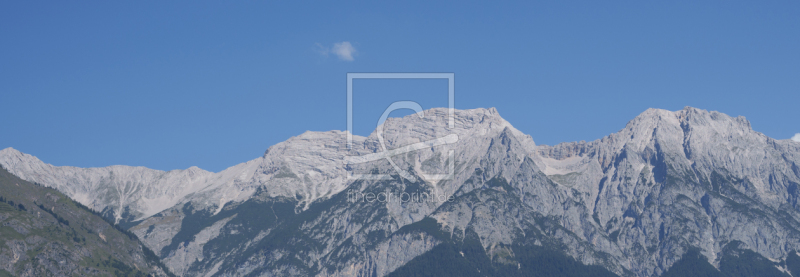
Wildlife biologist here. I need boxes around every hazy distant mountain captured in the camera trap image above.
[2,107,800,276]
[0,166,172,276]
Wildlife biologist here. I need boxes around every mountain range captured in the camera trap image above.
[1,106,799,276]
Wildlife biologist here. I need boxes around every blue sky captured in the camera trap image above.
[1,1,798,172]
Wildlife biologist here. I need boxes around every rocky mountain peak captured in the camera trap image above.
[4,107,800,277]
[0,147,35,168]
[621,107,755,145]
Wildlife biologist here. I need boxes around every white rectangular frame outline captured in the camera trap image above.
[346,72,455,149]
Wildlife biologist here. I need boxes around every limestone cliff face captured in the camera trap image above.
[0,166,171,276]
[536,107,800,276]
[2,107,799,276]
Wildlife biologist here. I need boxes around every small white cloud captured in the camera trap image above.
[332,41,356,61]
[316,41,357,61]
[792,133,800,142]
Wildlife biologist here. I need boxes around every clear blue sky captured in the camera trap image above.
[2,1,798,172]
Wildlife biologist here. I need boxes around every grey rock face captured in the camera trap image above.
[2,106,799,276]
[537,107,800,276]
[0,166,171,276]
